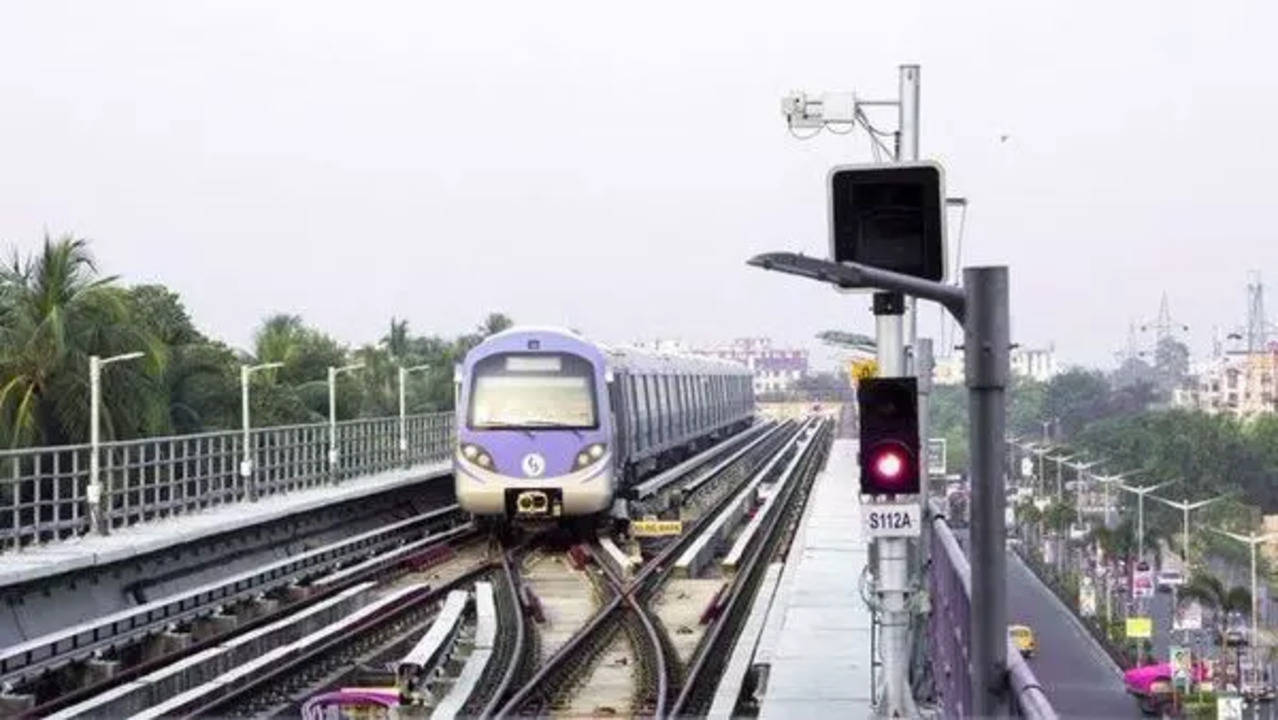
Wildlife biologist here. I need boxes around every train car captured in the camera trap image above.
[454,326,753,521]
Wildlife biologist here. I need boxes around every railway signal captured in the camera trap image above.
[857,376,920,495]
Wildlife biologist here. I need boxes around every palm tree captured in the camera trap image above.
[383,317,410,360]
[1181,572,1251,661]
[0,235,162,446]
[253,314,306,367]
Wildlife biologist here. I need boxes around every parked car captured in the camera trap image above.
[1155,568,1184,592]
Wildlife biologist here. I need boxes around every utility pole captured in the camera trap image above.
[241,361,284,500]
[327,363,365,478]
[87,351,145,536]
[399,364,431,466]
[1151,494,1229,569]
[867,64,919,718]
[1118,480,1174,562]
[1210,528,1278,691]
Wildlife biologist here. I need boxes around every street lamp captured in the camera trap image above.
[1209,527,1278,691]
[240,362,285,499]
[88,351,146,535]
[1151,493,1230,570]
[1029,443,1056,496]
[1048,453,1075,498]
[1086,468,1135,530]
[398,364,431,461]
[327,363,365,470]
[1117,480,1175,563]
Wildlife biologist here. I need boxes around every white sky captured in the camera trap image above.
[2,0,1275,371]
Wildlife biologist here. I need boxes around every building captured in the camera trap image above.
[1011,346,1059,383]
[630,337,810,395]
[1174,347,1278,418]
[701,338,809,395]
[933,345,1060,386]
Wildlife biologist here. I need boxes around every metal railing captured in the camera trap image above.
[928,500,1057,719]
[0,412,455,550]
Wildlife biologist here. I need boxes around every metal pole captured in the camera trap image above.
[1183,504,1190,568]
[241,365,253,499]
[1137,493,1146,561]
[328,366,338,473]
[88,355,103,535]
[898,64,919,161]
[873,291,909,717]
[1253,541,1259,687]
[399,366,408,458]
[916,337,933,575]
[965,265,1010,717]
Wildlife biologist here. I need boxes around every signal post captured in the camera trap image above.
[768,64,1011,718]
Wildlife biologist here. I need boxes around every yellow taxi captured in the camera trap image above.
[1009,624,1036,658]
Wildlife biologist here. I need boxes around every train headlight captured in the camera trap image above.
[574,443,607,470]
[460,443,494,469]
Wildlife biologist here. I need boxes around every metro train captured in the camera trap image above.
[453,326,754,521]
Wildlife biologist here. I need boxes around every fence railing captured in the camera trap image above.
[928,500,1057,719]
[0,412,455,550]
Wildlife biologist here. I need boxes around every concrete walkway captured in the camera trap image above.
[755,439,874,717]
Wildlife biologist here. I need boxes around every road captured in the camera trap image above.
[1006,552,1140,718]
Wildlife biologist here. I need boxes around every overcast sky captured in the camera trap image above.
[2,0,1275,371]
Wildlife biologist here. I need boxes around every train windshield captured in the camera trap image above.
[468,353,598,430]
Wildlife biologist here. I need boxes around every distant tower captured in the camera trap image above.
[1139,292,1189,349]
[1247,271,1268,352]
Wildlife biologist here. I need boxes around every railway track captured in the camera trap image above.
[492,416,831,718]
[19,504,476,718]
[15,417,834,719]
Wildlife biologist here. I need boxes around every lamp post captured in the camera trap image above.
[327,363,365,473]
[1151,494,1229,570]
[1083,467,1131,530]
[1117,480,1175,563]
[88,351,146,535]
[240,362,285,500]
[1030,443,1055,497]
[1047,453,1074,499]
[398,364,431,464]
[1209,528,1278,691]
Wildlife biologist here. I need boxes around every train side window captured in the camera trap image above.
[676,375,686,437]
[670,375,679,439]
[636,375,649,451]
[643,375,655,449]
[654,375,666,446]
[627,374,639,449]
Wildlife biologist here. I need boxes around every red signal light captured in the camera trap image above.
[874,450,904,479]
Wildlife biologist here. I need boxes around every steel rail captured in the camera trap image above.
[495,419,804,717]
[20,512,476,718]
[478,546,528,718]
[177,564,497,718]
[672,418,830,716]
[590,542,669,716]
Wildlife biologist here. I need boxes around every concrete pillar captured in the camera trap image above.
[0,694,35,714]
[245,596,280,620]
[143,631,192,662]
[83,658,120,686]
[192,614,238,642]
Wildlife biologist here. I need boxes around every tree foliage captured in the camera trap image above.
[0,235,513,446]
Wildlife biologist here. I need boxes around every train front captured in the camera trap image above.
[454,328,614,520]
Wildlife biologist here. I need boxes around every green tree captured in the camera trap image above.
[0,235,164,446]
[1043,368,1111,438]
[1181,572,1251,660]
